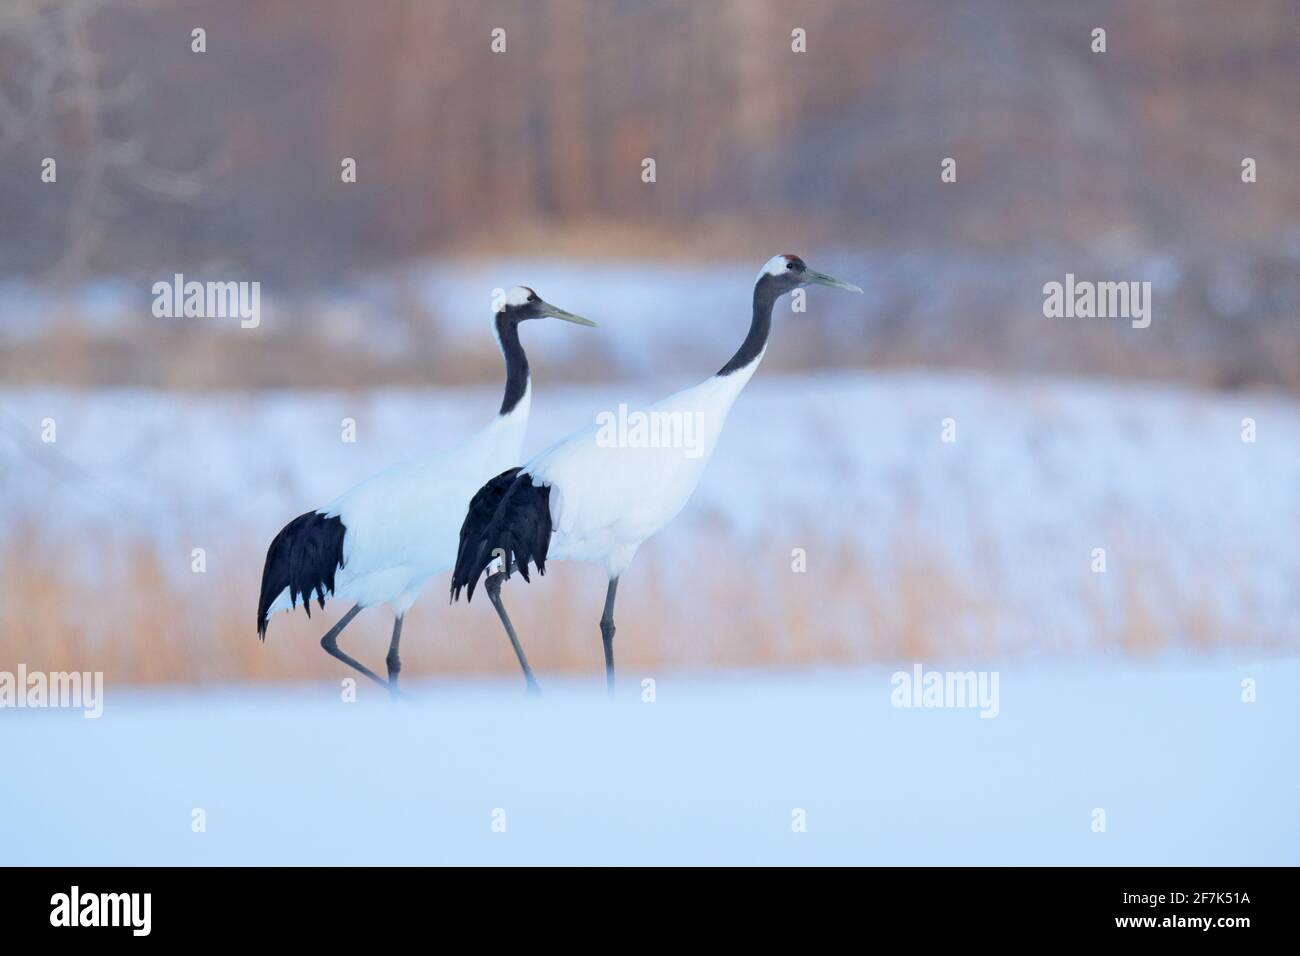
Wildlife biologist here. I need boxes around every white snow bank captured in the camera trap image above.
[1,658,1295,865]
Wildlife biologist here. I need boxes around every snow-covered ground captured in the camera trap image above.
[2,370,1297,671]
[3,368,1296,864]
[1,658,1295,865]
[0,247,1212,381]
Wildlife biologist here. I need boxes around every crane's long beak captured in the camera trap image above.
[541,302,597,326]
[805,269,863,293]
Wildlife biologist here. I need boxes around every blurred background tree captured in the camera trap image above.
[0,0,1296,390]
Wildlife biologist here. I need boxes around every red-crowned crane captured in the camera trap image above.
[450,255,860,693]
[257,287,595,696]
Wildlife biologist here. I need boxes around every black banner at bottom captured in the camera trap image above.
[0,866,1282,941]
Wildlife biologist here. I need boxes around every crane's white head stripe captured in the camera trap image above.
[760,254,795,279]
[494,286,535,313]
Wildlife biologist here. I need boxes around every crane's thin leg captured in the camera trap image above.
[485,570,541,696]
[319,604,386,689]
[385,614,404,699]
[600,577,619,697]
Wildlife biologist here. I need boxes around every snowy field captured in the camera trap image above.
[1,370,1297,682]
[1,658,1296,866]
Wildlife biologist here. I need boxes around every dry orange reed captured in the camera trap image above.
[0,522,1284,689]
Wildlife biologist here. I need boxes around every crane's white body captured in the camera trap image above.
[449,256,856,693]
[526,353,764,577]
[264,384,531,619]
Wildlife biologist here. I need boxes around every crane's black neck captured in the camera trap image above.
[717,278,780,376]
[495,315,530,416]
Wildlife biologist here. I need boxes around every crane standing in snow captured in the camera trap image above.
[257,287,595,695]
[451,255,861,692]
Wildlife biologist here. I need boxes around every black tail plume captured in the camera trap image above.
[450,468,552,603]
[256,510,347,640]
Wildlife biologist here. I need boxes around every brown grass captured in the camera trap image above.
[0,523,1289,689]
